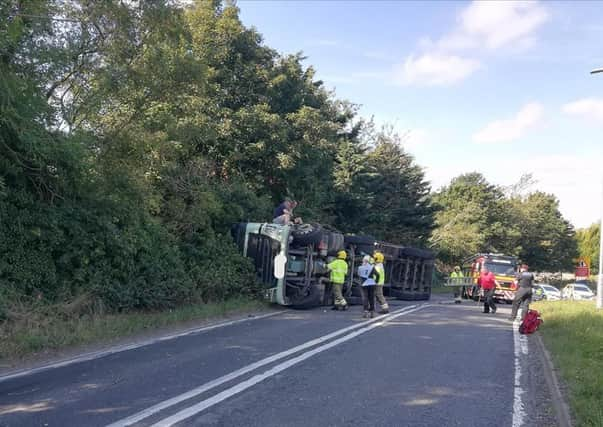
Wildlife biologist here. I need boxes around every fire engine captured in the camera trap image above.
[462,253,519,303]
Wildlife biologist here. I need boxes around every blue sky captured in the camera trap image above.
[238,1,603,228]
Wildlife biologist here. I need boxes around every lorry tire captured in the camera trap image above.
[290,285,322,308]
[325,231,344,254]
[344,235,376,254]
[291,223,323,246]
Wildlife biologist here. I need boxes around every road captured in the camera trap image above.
[0,297,556,427]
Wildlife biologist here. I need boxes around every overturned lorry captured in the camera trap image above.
[231,222,435,307]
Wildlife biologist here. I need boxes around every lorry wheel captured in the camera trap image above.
[344,235,376,254]
[289,284,322,308]
[326,231,344,254]
[291,223,323,246]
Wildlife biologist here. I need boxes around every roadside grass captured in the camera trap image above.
[532,300,603,427]
[0,297,268,363]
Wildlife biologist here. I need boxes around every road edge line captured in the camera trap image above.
[534,332,573,427]
[512,317,528,427]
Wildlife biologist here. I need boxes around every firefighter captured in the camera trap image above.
[326,250,349,310]
[373,251,389,314]
[358,255,379,318]
[509,264,535,321]
[479,266,497,314]
[450,266,464,303]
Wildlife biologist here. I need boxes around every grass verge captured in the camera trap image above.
[0,297,268,364]
[532,300,603,427]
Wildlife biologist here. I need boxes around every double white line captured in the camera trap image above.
[108,304,428,427]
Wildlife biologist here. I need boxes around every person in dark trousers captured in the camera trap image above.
[479,266,497,314]
[358,255,380,318]
[509,264,535,321]
[450,266,464,303]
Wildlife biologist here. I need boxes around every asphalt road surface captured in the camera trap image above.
[0,297,556,427]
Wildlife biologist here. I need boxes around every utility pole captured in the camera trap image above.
[589,67,603,309]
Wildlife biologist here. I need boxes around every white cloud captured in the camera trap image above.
[562,98,603,123]
[473,102,544,144]
[421,153,601,228]
[395,1,548,87]
[393,53,481,86]
[453,1,549,50]
[526,154,601,229]
[405,129,431,150]
[435,1,549,52]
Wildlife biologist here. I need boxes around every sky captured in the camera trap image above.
[237,0,603,229]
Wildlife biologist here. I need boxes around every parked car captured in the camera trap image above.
[561,283,595,300]
[533,284,561,301]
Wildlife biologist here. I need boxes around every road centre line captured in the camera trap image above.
[0,311,287,385]
[148,305,429,427]
[106,304,422,427]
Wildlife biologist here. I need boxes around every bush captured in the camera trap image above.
[181,233,260,303]
[0,190,194,311]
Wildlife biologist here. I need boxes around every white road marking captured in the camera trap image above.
[106,304,422,427]
[148,305,428,427]
[0,311,287,384]
[512,316,528,427]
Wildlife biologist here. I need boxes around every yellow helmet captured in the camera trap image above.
[373,251,384,263]
[337,250,347,260]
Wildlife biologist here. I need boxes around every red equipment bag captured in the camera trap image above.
[519,309,543,334]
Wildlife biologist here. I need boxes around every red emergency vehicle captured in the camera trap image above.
[463,253,519,303]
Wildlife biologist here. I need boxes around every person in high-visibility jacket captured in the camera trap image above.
[450,266,464,303]
[326,250,349,310]
[373,251,389,314]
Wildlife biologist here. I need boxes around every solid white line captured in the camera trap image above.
[0,310,287,384]
[512,317,528,427]
[106,304,420,427]
[149,305,428,427]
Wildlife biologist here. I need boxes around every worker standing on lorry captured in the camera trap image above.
[509,264,535,321]
[272,199,300,225]
[358,255,379,318]
[373,251,389,314]
[479,266,497,314]
[450,266,464,303]
[326,250,349,311]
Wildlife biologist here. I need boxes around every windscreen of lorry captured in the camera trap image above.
[484,262,516,276]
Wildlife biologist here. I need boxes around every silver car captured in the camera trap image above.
[533,284,561,301]
[561,283,595,300]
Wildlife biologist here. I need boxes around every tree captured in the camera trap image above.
[1,0,437,320]
[576,223,600,274]
[362,129,434,245]
[511,192,577,272]
[430,173,508,263]
[431,172,577,272]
